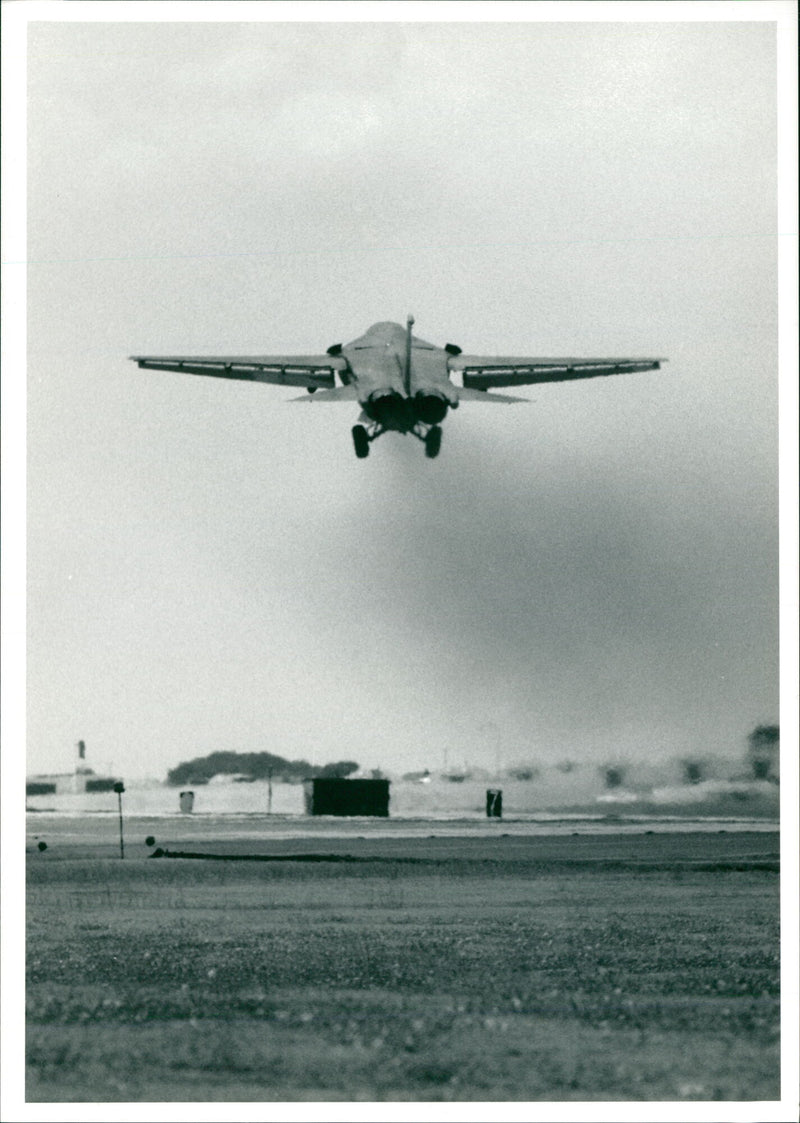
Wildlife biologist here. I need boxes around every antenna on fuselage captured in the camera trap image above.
[404,314,415,396]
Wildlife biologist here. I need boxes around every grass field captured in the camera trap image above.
[26,831,780,1102]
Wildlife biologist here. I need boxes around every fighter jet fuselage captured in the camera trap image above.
[337,320,458,434]
[131,316,663,459]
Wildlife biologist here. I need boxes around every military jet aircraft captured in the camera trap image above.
[131,316,663,459]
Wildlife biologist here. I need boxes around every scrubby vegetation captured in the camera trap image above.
[166,752,359,786]
[26,843,779,1102]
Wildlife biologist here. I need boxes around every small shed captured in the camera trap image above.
[26,780,57,796]
[303,777,390,817]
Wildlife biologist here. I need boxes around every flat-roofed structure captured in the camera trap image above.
[303,777,390,817]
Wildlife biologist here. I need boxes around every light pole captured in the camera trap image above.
[113,781,125,859]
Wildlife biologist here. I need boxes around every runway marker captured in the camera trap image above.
[113,781,125,859]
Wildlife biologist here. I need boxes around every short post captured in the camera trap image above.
[113,781,126,858]
[486,788,502,818]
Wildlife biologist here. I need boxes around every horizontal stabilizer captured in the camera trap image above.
[290,387,360,402]
[457,387,529,404]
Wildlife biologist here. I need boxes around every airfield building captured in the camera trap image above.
[26,740,122,796]
[303,777,390,817]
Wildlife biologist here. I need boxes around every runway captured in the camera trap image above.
[27,811,779,868]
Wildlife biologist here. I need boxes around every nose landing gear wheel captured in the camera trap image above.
[424,426,442,459]
[352,424,370,458]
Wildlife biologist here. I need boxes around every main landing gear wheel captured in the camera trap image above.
[352,424,370,458]
[424,426,442,459]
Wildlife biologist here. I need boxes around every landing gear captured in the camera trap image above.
[352,424,370,459]
[351,417,443,459]
[424,425,442,459]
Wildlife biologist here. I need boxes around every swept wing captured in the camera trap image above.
[449,354,663,391]
[130,353,347,391]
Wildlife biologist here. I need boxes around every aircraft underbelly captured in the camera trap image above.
[345,349,405,400]
[343,336,457,432]
[410,350,458,405]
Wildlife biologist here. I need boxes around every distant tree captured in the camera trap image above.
[602,766,625,789]
[506,766,541,782]
[748,724,779,750]
[167,751,292,786]
[747,724,779,780]
[316,760,360,779]
[166,751,359,786]
[682,759,705,785]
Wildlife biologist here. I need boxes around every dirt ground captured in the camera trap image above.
[25,822,780,1102]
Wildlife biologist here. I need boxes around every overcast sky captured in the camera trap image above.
[21,12,784,781]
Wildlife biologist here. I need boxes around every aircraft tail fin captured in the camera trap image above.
[404,314,415,396]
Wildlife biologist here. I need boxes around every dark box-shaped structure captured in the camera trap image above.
[303,778,390,817]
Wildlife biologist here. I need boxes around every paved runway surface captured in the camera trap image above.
[27,812,779,868]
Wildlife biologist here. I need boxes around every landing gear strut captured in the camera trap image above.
[424,426,442,459]
[351,420,444,459]
[351,425,370,459]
